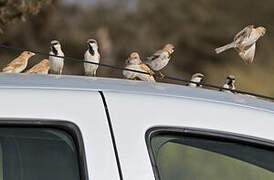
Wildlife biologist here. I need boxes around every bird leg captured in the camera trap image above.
[159,71,165,79]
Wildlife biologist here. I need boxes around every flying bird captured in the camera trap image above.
[25,59,50,74]
[145,43,175,78]
[84,39,100,76]
[221,75,236,93]
[187,73,204,88]
[49,40,64,74]
[123,52,155,82]
[2,51,35,73]
[215,25,266,64]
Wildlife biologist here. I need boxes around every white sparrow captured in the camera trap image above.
[145,43,175,77]
[187,73,204,87]
[123,52,155,82]
[84,39,100,76]
[215,25,266,64]
[49,40,64,74]
[25,59,50,74]
[2,51,35,73]
[221,75,236,93]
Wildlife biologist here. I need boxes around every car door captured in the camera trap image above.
[103,91,274,180]
[0,88,120,180]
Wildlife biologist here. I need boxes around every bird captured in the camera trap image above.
[123,52,155,82]
[2,51,35,73]
[145,43,175,78]
[84,39,100,76]
[221,75,236,93]
[25,59,50,74]
[187,73,204,87]
[215,25,266,64]
[49,40,64,74]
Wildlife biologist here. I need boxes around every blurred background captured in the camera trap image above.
[0,0,273,96]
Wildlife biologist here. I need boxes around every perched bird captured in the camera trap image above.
[215,25,266,64]
[123,52,155,82]
[187,73,204,88]
[84,39,100,76]
[25,59,50,74]
[145,43,175,78]
[2,51,35,73]
[49,40,64,74]
[221,75,236,93]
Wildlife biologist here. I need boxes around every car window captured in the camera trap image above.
[149,132,274,180]
[0,127,81,180]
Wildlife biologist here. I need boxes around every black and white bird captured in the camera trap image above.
[187,73,204,88]
[49,40,64,74]
[145,43,175,78]
[221,75,236,93]
[84,39,100,76]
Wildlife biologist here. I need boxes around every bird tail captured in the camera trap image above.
[215,42,235,54]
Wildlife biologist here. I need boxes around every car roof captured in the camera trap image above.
[0,73,273,113]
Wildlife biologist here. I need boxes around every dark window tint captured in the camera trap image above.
[0,128,80,180]
[150,133,274,180]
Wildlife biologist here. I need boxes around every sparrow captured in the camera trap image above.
[25,59,50,74]
[123,52,155,82]
[187,73,204,87]
[221,75,236,93]
[145,43,175,78]
[2,51,35,73]
[215,25,266,64]
[49,40,64,74]
[84,39,100,76]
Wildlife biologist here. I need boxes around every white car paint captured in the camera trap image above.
[0,73,273,180]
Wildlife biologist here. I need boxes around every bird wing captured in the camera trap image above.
[234,25,254,42]
[241,29,263,49]
[146,49,163,62]
[239,43,256,64]
[3,57,25,72]
[26,60,49,74]
[141,63,155,75]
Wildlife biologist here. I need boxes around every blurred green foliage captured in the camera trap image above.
[0,0,52,33]
[0,0,274,97]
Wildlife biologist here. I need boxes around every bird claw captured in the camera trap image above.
[159,72,165,79]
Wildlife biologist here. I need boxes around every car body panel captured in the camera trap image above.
[103,91,274,180]
[0,87,120,180]
[0,74,273,180]
[0,74,273,113]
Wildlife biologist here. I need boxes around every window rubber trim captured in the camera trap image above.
[145,126,274,180]
[0,120,89,180]
[99,91,123,180]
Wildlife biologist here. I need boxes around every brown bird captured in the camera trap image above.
[25,59,50,74]
[2,51,35,73]
[123,52,155,82]
[215,25,266,64]
[145,43,175,78]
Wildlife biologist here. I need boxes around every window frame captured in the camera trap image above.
[0,120,88,180]
[145,126,274,180]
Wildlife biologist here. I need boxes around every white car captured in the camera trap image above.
[0,73,273,180]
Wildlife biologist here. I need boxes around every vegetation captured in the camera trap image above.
[0,0,53,33]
